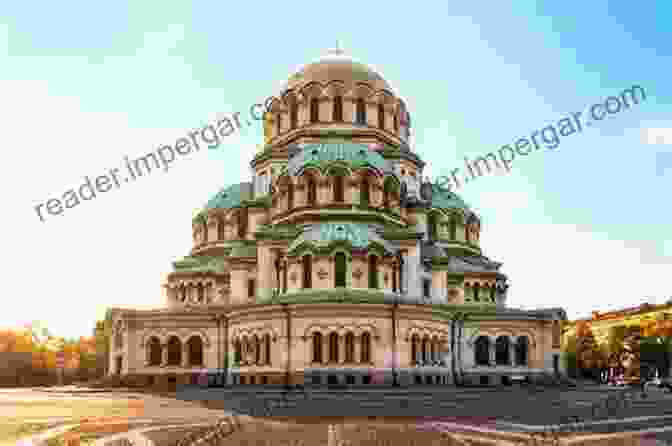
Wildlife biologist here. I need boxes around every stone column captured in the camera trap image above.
[354,336,361,364]
[323,336,329,365]
[161,345,168,366]
[183,344,189,368]
[339,336,345,364]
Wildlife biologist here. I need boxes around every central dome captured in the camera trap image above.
[280,47,393,94]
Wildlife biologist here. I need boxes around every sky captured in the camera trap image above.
[1,1,670,339]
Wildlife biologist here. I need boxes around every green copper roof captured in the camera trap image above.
[204,182,253,210]
[173,256,227,273]
[430,184,471,210]
[287,142,390,176]
[288,222,394,253]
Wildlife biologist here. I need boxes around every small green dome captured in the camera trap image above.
[204,182,253,210]
[430,184,471,211]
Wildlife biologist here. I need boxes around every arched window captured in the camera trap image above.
[302,255,312,289]
[329,332,339,363]
[187,336,203,366]
[422,336,429,363]
[392,262,398,292]
[515,337,529,366]
[312,332,323,363]
[310,97,319,123]
[356,98,366,124]
[201,222,208,243]
[234,339,242,365]
[334,252,347,287]
[495,336,510,365]
[411,334,419,365]
[264,333,271,365]
[218,218,225,240]
[448,216,456,241]
[345,332,355,363]
[333,96,343,122]
[475,336,490,366]
[378,103,385,129]
[276,113,281,135]
[427,213,437,240]
[490,286,496,303]
[287,181,294,210]
[197,283,204,303]
[394,109,399,133]
[307,177,317,206]
[253,335,261,365]
[368,255,379,289]
[360,178,370,206]
[166,336,182,366]
[474,283,480,302]
[147,337,162,366]
[290,102,298,129]
[333,174,344,203]
[360,332,371,363]
[114,322,123,349]
[237,209,247,239]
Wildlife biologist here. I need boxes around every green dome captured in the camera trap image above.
[430,184,471,211]
[204,182,253,210]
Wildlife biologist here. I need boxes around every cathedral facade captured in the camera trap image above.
[108,48,566,388]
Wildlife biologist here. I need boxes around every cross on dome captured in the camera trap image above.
[326,40,345,56]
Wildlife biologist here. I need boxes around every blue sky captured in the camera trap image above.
[1,1,670,339]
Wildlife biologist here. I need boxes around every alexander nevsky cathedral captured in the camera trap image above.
[108,48,567,388]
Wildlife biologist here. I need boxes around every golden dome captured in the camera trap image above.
[280,46,393,94]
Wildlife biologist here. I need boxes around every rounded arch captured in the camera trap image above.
[333,250,348,288]
[324,80,348,97]
[495,335,511,365]
[514,331,537,348]
[372,89,396,105]
[383,175,401,194]
[354,166,384,181]
[280,90,299,105]
[166,335,182,366]
[299,81,326,99]
[352,83,375,99]
[265,96,285,114]
[146,336,162,366]
[311,331,323,363]
[186,335,204,366]
[515,336,530,366]
[474,336,490,366]
[184,329,211,348]
[491,330,516,342]
[299,167,322,184]
[324,163,353,177]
